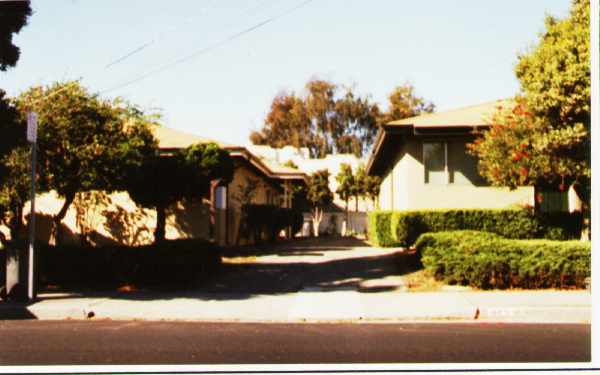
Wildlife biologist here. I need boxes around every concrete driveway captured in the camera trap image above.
[205,236,409,294]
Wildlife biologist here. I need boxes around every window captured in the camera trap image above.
[215,186,227,209]
[423,142,446,184]
[539,190,569,212]
[424,141,486,185]
[447,141,486,185]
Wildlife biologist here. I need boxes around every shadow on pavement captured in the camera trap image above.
[0,303,37,319]
[221,236,370,257]
[21,237,420,303]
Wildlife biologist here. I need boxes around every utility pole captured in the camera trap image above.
[26,111,38,300]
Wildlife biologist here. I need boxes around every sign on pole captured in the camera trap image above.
[27,111,38,300]
[27,111,38,143]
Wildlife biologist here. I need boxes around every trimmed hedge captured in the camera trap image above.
[368,209,582,247]
[0,239,221,290]
[415,230,591,289]
[368,210,395,247]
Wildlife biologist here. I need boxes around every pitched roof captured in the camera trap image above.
[152,126,231,149]
[387,99,510,128]
[366,99,511,176]
[151,126,306,182]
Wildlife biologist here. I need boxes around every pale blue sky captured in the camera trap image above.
[2,0,571,146]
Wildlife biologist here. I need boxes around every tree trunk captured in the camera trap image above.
[52,192,75,246]
[312,207,322,237]
[154,204,166,244]
[344,200,349,237]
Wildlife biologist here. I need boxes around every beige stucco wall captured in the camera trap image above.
[378,139,534,211]
[2,162,288,247]
[225,163,282,245]
[13,190,211,246]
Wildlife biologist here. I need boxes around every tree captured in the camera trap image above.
[378,83,435,124]
[335,163,354,227]
[231,176,260,245]
[249,93,311,150]
[250,79,380,158]
[0,148,31,245]
[469,0,590,210]
[364,175,381,210]
[0,0,32,71]
[15,81,158,244]
[306,170,333,237]
[0,90,31,245]
[126,142,234,243]
[352,165,367,212]
[0,0,33,243]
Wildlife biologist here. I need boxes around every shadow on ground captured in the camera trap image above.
[222,236,371,257]
[15,237,421,303]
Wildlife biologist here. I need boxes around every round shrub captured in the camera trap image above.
[415,230,590,290]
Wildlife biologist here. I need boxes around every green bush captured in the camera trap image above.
[368,209,582,247]
[37,239,221,289]
[415,230,590,289]
[368,211,395,247]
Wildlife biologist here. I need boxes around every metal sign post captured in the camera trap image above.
[26,111,38,300]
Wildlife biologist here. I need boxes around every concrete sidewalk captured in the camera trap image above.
[0,289,591,323]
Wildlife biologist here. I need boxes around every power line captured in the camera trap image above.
[100,0,313,95]
[103,0,277,70]
[104,0,219,69]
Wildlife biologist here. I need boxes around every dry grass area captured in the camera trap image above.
[402,269,447,292]
[393,252,447,292]
[222,256,258,264]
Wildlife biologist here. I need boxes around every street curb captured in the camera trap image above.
[0,303,590,324]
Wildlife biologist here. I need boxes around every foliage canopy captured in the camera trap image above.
[469,0,590,206]
[0,0,32,71]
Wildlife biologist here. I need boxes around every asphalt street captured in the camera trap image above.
[0,321,590,364]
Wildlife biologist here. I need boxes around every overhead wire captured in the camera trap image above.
[28,0,313,103]
[103,0,219,69]
[99,0,313,95]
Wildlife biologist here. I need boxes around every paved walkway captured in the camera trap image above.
[0,237,592,323]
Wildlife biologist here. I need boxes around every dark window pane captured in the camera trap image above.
[424,142,445,184]
[539,191,569,212]
[448,141,487,186]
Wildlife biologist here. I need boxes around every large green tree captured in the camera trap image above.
[126,142,234,243]
[250,79,380,158]
[15,81,158,243]
[0,90,30,244]
[469,0,590,208]
[0,0,33,243]
[0,0,32,71]
[251,80,434,158]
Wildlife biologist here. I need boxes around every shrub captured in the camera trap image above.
[368,211,395,247]
[37,238,221,289]
[368,209,582,248]
[415,230,590,289]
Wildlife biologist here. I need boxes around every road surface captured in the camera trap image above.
[0,321,590,364]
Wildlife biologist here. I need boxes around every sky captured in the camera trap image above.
[1,0,572,147]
